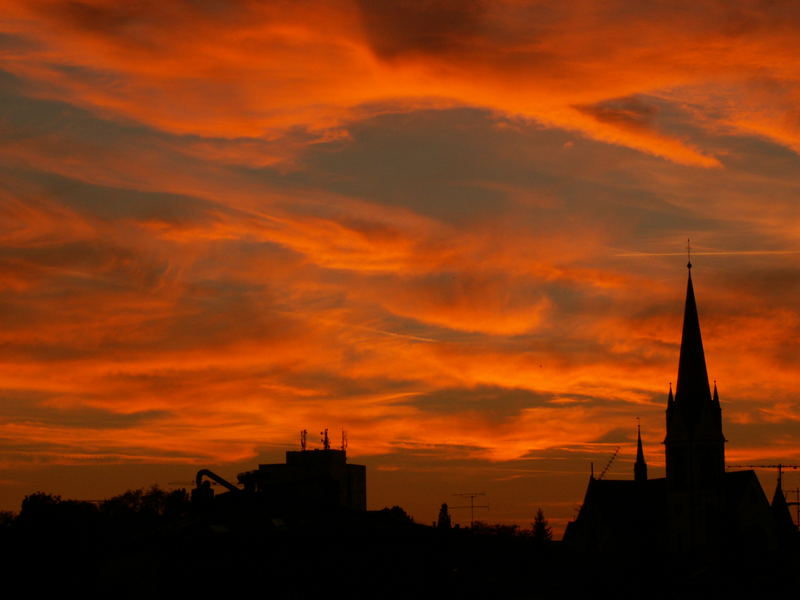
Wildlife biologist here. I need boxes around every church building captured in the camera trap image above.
[563,262,797,555]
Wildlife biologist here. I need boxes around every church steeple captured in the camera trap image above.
[634,421,647,482]
[674,264,712,415]
[665,262,725,489]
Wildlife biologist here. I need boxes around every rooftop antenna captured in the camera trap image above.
[341,429,348,452]
[452,492,489,528]
[320,428,330,450]
[687,237,692,269]
[300,429,307,451]
[597,446,621,480]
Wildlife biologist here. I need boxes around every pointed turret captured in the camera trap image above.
[634,422,647,483]
[771,472,797,544]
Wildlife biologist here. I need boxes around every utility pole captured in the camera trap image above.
[452,492,488,528]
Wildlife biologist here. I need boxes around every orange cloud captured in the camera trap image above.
[3,1,800,167]
[3,1,800,532]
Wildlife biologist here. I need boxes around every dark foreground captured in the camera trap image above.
[1,490,798,599]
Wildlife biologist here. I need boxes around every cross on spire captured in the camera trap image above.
[687,238,692,270]
[674,260,711,413]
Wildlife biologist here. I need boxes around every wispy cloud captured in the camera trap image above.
[2,1,800,530]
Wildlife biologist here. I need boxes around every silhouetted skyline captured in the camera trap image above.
[2,1,800,533]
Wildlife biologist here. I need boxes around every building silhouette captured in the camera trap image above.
[564,262,797,555]
[194,429,366,512]
[238,446,366,511]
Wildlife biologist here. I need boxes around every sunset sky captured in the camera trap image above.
[3,1,800,532]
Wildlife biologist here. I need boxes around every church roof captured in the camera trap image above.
[576,477,667,527]
[565,470,776,551]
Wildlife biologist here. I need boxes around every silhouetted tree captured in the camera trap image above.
[470,521,520,536]
[19,491,62,517]
[437,502,452,529]
[17,491,98,540]
[531,508,552,543]
[0,511,15,529]
[101,485,189,520]
[380,505,414,525]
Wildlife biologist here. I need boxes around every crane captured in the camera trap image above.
[726,463,800,485]
[597,446,621,480]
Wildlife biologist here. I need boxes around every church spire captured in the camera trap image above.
[674,262,712,415]
[634,421,647,482]
[665,259,726,489]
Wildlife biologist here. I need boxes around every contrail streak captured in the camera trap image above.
[615,250,800,257]
[274,309,437,343]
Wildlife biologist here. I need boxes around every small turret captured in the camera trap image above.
[771,469,797,544]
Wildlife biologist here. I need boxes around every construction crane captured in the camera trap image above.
[597,446,621,480]
[195,469,241,493]
[726,463,800,484]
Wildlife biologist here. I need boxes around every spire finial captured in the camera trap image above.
[687,238,692,270]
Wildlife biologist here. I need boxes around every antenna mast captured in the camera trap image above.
[452,492,488,528]
[320,428,330,450]
[300,429,307,451]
